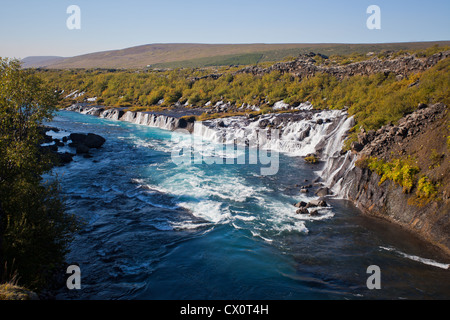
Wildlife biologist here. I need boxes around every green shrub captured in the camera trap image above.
[416,176,439,200]
[367,157,420,193]
[304,155,319,164]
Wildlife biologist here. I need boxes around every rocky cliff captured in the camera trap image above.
[341,103,450,254]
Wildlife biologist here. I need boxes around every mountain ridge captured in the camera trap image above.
[22,41,450,69]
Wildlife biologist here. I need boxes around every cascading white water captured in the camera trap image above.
[317,116,357,198]
[192,109,357,198]
[68,104,357,197]
[192,109,352,157]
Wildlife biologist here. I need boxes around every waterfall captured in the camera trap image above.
[192,109,356,197]
[192,109,352,157]
[317,116,357,198]
[67,104,356,197]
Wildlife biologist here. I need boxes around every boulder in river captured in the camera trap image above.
[69,133,106,149]
[294,201,307,208]
[84,133,106,148]
[296,208,309,215]
[306,199,328,208]
[315,187,330,197]
[69,133,87,144]
[57,152,74,165]
[76,144,90,154]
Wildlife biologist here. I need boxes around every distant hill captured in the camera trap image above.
[21,56,65,68]
[23,41,450,69]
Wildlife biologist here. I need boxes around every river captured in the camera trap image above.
[45,110,450,300]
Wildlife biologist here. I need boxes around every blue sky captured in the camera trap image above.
[0,0,449,58]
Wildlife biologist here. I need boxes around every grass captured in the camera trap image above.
[0,284,38,300]
[152,53,265,69]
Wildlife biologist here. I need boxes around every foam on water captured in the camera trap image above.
[380,247,450,270]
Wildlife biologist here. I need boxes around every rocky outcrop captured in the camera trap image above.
[69,133,106,150]
[340,103,450,254]
[354,103,448,159]
[235,51,450,80]
[293,199,328,217]
[39,127,106,165]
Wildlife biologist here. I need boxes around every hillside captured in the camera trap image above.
[21,56,65,68]
[24,41,450,69]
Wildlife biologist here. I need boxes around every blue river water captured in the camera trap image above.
[46,111,450,300]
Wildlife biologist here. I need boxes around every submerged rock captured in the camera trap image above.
[309,210,320,217]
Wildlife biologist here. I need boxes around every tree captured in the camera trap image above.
[164,88,182,104]
[0,58,76,291]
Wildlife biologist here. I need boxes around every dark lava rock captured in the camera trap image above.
[57,152,74,165]
[351,141,364,152]
[84,133,106,148]
[217,121,226,128]
[76,144,90,154]
[54,139,65,147]
[417,103,428,110]
[69,133,87,144]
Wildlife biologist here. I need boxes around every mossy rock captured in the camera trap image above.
[0,284,39,300]
[304,155,319,164]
